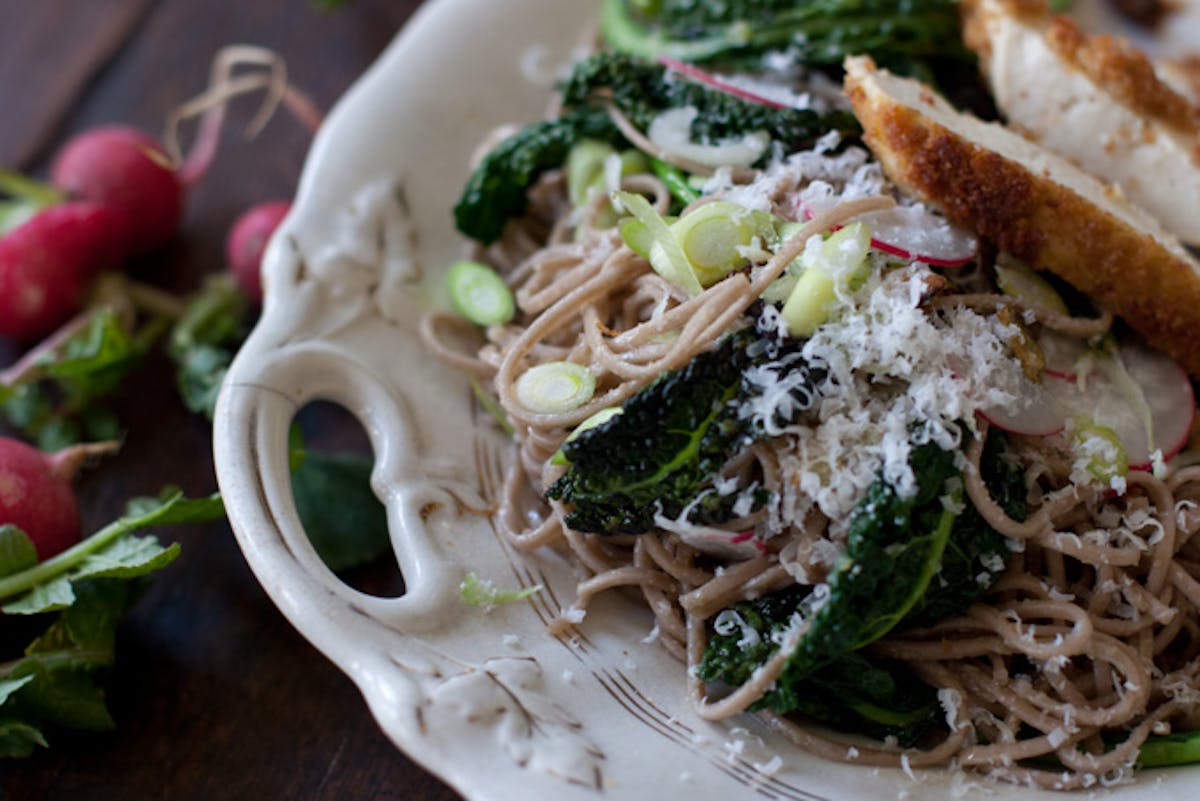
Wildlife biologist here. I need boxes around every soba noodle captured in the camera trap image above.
[422,119,1200,790]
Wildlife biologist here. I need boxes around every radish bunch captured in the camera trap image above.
[225,200,290,303]
[0,202,124,339]
[50,125,186,257]
[0,438,116,560]
[0,126,185,341]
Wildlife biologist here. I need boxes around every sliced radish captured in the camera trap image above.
[658,55,798,110]
[799,200,977,267]
[1045,344,1194,469]
[1038,330,1094,382]
[1125,345,1194,466]
[674,525,766,560]
[977,375,1067,437]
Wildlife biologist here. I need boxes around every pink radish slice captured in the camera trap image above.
[658,55,796,110]
[799,201,977,267]
[977,375,1067,437]
[1038,330,1093,381]
[1044,344,1194,469]
[1128,347,1195,466]
[675,525,766,560]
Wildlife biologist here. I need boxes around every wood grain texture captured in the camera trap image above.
[0,0,158,171]
[0,2,463,799]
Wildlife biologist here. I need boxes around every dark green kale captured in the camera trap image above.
[798,652,938,747]
[560,52,861,152]
[905,431,1026,626]
[454,53,859,244]
[697,431,1029,726]
[771,440,961,686]
[698,587,938,745]
[546,326,816,535]
[600,0,971,69]
[454,107,625,245]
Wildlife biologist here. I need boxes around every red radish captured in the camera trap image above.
[0,439,118,561]
[50,125,185,256]
[1045,344,1194,469]
[0,202,123,340]
[658,55,801,110]
[225,200,290,303]
[977,374,1067,437]
[979,339,1193,469]
[1038,329,1093,381]
[799,200,978,267]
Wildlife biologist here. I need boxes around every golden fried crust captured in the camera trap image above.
[962,0,1200,141]
[1045,16,1200,141]
[846,57,1200,376]
[1162,55,1200,108]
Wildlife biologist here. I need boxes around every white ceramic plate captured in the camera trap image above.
[212,2,1200,799]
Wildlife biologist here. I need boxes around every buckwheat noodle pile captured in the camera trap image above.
[420,127,1200,790]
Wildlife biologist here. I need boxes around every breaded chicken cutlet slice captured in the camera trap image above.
[843,55,1200,376]
[962,0,1200,246]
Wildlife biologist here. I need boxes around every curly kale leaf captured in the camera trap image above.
[454,106,624,244]
[698,431,1028,723]
[560,53,861,151]
[797,652,939,747]
[773,441,961,684]
[600,0,971,68]
[454,53,858,244]
[905,431,1027,626]
[697,440,958,708]
[698,588,938,745]
[546,326,815,535]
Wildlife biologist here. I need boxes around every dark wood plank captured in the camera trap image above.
[0,0,157,170]
[0,1,464,798]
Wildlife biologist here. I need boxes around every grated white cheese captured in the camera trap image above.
[713,609,762,650]
[938,688,968,732]
[745,263,1028,520]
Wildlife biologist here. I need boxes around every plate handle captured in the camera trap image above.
[214,340,460,657]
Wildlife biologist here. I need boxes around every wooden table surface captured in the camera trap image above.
[1,1,462,798]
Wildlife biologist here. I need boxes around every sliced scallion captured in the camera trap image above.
[1069,418,1128,483]
[649,157,700,207]
[781,222,871,337]
[670,201,773,286]
[619,217,653,258]
[516,361,596,414]
[446,260,515,327]
[762,220,808,303]
[1137,730,1200,768]
[567,139,617,208]
[615,190,702,295]
[994,255,1068,314]
[568,141,648,214]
